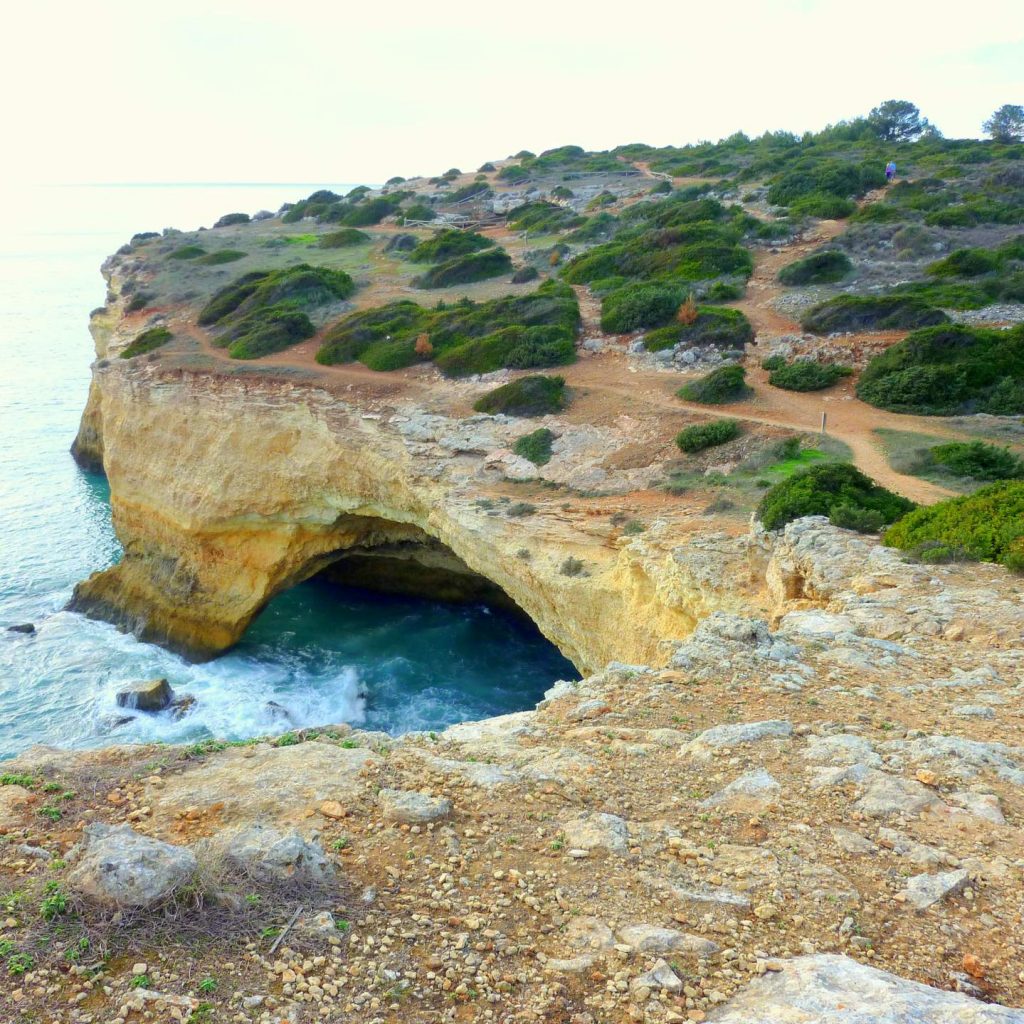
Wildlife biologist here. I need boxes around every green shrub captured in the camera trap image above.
[512,266,540,284]
[317,281,578,375]
[498,165,530,183]
[565,213,618,244]
[790,194,857,219]
[676,419,742,452]
[768,360,852,391]
[677,365,750,404]
[121,326,172,359]
[926,248,1001,278]
[319,229,370,248]
[399,202,436,223]
[219,305,316,359]
[828,503,886,533]
[169,245,206,260]
[761,354,786,371]
[338,197,400,226]
[448,182,491,203]
[474,375,567,417]
[198,265,355,326]
[705,281,743,302]
[125,292,154,313]
[643,307,753,351]
[929,441,1024,480]
[507,202,583,234]
[413,248,512,289]
[802,294,949,334]
[883,480,1024,568]
[197,249,246,265]
[409,229,493,264]
[857,324,1024,414]
[601,284,683,333]
[778,251,853,285]
[513,427,555,465]
[213,212,250,228]
[757,463,915,531]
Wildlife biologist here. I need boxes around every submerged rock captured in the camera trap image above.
[116,678,172,712]
[6,622,35,634]
[67,823,197,909]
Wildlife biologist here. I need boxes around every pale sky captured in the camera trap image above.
[3,0,1021,186]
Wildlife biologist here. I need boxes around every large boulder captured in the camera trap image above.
[0,785,34,831]
[116,678,172,712]
[706,954,1024,1023]
[207,825,334,885]
[67,823,197,909]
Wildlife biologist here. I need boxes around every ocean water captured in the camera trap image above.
[0,184,576,759]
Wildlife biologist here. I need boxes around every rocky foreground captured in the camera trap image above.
[3,519,1024,1022]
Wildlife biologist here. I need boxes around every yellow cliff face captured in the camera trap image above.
[70,359,767,669]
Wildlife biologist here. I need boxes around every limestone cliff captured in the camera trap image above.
[71,348,765,668]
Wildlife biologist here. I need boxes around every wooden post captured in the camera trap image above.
[820,411,827,436]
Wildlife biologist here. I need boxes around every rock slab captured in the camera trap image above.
[706,954,1024,1023]
[116,678,172,711]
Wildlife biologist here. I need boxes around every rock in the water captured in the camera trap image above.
[116,678,172,712]
[561,812,630,855]
[705,953,1022,1023]
[6,622,35,634]
[265,700,294,724]
[377,788,452,824]
[898,869,969,911]
[209,825,333,885]
[67,823,197,908]
[617,924,718,957]
[170,695,197,720]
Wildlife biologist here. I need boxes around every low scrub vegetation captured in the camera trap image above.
[409,230,494,264]
[317,280,579,377]
[676,419,741,453]
[473,375,567,417]
[319,229,370,248]
[643,307,753,351]
[801,294,949,334]
[778,251,853,285]
[856,323,1024,414]
[507,202,584,234]
[513,427,555,465]
[197,249,246,265]
[169,245,206,260]
[413,248,512,289]
[216,307,315,360]
[928,440,1024,480]
[198,265,355,327]
[884,481,1024,571]
[601,284,683,333]
[121,326,171,359]
[677,365,750,404]
[212,212,250,228]
[768,360,852,391]
[757,463,915,531]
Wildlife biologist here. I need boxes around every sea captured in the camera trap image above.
[0,183,576,760]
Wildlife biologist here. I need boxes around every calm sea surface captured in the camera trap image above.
[0,184,575,759]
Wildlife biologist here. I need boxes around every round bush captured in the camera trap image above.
[757,463,915,531]
[320,229,370,248]
[677,365,750,404]
[768,360,852,392]
[930,441,1024,480]
[601,284,683,333]
[473,375,567,417]
[778,251,853,286]
[676,419,741,453]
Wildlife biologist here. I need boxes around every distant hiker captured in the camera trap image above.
[885,160,897,183]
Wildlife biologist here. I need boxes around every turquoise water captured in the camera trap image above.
[0,184,576,759]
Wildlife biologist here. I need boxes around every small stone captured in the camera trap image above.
[377,789,452,824]
[963,954,985,979]
[915,769,938,787]
[131,964,147,976]
[319,801,346,819]
[6,623,35,634]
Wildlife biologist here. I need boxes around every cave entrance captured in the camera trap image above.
[226,523,579,736]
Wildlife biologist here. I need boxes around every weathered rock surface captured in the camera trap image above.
[707,954,1024,1023]
[66,823,196,908]
[377,788,452,824]
[205,824,334,885]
